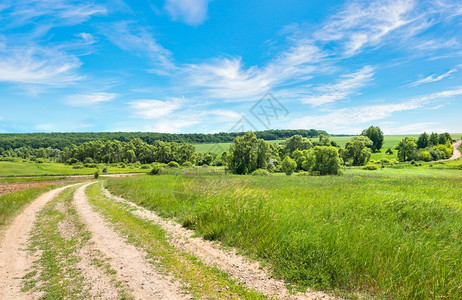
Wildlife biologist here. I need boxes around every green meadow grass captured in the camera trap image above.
[0,185,60,231]
[105,170,462,299]
[0,161,147,177]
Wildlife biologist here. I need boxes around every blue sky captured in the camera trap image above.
[0,0,461,134]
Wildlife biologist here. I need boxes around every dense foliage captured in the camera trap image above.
[0,129,328,150]
[396,132,453,162]
[361,126,384,152]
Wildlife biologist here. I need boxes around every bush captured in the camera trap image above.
[386,148,394,155]
[281,157,297,175]
[182,161,193,167]
[362,164,378,170]
[66,158,79,165]
[35,158,45,163]
[83,157,94,164]
[167,161,180,168]
[251,169,270,176]
[149,165,163,175]
[72,165,84,169]
[141,165,150,169]
[297,171,309,176]
[84,163,98,168]
[102,166,108,174]
[94,170,100,179]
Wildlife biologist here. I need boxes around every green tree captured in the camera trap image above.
[396,137,417,162]
[361,126,384,152]
[417,132,429,149]
[429,132,439,146]
[283,135,313,156]
[228,132,270,174]
[311,146,342,175]
[281,156,297,175]
[340,136,372,166]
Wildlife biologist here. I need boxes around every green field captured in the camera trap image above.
[0,161,147,177]
[104,164,462,299]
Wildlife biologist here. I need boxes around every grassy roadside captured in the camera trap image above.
[23,185,131,299]
[86,183,267,299]
[0,185,60,233]
[105,173,462,299]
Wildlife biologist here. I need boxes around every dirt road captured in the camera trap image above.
[0,183,334,299]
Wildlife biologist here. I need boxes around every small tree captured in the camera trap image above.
[281,157,297,175]
[341,136,372,166]
[311,146,342,175]
[416,132,429,149]
[396,137,417,162]
[228,132,269,174]
[361,126,384,152]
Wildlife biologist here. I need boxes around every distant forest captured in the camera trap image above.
[0,129,328,150]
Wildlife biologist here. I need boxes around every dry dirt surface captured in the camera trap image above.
[102,187,334,300]
[0,184,77,299]
[0,177,89,197]
[73,183,188,300]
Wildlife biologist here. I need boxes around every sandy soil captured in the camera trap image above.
[0,177,89,197]
[102,187,334,300]
[0,185,77,299]
[73,183,188,300]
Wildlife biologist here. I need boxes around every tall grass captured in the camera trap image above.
[0,185,57,229]
[106,173,462,299]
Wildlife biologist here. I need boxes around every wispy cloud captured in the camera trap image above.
[313,0,416,56]
[409,69,457,87]
[300,66,374,106]
[67,93,117,106]
[290,87,462,132]
[76,32,97,45]
[164,0,211,26]
[103,22,175,72]
[0,46,82,85]
[129,98,184,119]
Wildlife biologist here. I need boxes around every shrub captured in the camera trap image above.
[419,151,432,162]
[297,171,309,176]
[102,166,108,174]
[72,165,84,169]
[362,164,378,170]
[386,148,394,155]
[35,158,45,163]
[66,158,79,165]
[281,157,297,175]
[149,165,163,175]
[168,161,180,168]
[94,170,100,179]
[251,169,270,176]
[83,157,94,164]
[141,165,150,169]
[182,161,193,167]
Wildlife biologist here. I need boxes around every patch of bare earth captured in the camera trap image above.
[102,187,335,300]
[74,183,188,300]
[436,140,462,162]
[0,185,75,299]
[0,177,90,197]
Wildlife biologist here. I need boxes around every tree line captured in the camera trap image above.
[0,129,328,150]
[396,132,453,162]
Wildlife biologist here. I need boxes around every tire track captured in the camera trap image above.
[73,183,188,300]
[0,184,78,299]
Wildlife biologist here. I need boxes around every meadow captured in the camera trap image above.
[0,161,146,177]
[105,164,462,299]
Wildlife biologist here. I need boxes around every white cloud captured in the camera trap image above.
[76,32,97,44]
[129,98,184,119]
[103,22,175,72]
[67,93,117,106]
[0,46,82,85]
[290,87,462,132]
[409,69,457,87]
[380,122,442,135]
[165,0,211,26]
[314,0,416,56]
[300,66,374,106]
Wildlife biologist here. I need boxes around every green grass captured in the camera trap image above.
[0,161,147,177]
[0,176,69,183]
[105,170,462,299]
[0,185,62,232]
[87,183,267,299]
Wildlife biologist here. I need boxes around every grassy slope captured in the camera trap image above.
[105,169,462,299]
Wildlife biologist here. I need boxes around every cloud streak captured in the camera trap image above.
[409,69,457,87]
[164,0,211,26]
[67,93,117,106]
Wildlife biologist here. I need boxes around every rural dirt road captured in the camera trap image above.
[0,182,334,299]
[0,185,78,299]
